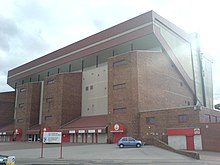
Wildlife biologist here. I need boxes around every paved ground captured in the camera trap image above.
[1,142,220,165]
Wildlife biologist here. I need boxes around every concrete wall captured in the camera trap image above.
[82,64,108,116]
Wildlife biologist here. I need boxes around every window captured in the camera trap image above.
[113,83,126,90]
[211,115,217,123]
[86,86,89,91]
[45,115,52,120]
[17,119,24,123]
[18,103,25,109]
[128,137,135,141]
[179,114,188,123]
[204,114,211,122]
[146,117,156,124]
[20,88,26,92]
[113,107,127,113]
[113,59,128,67]
[47,79,55,85]
[217,117,220,122]
[90,85,93,90]
[46,97,53,112]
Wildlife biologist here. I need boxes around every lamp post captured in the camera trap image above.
[41,128,46,158]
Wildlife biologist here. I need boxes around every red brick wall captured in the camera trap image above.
[139,107,200,142]
[0,92,15,127]
[200,123,220,152]
[108,52,139,140]
[136,51,194,111]
[107,50,195,141]
[15,83,41,141]
[42,73,82,131]
[199,107,220,123]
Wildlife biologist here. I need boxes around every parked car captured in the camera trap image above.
[117,137,143,148]
[0,155,8,165]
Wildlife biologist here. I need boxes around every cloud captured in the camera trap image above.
[0,16,20,52]
[0,0,220,105]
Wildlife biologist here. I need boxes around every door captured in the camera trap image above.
[113,132,126,143]
[186,136,194,150]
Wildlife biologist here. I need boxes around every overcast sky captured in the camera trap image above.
[0,0,220,105]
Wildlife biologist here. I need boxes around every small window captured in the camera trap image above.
[47,79,55,85]
[86,86,89,91]
[20,88,26,92]
[204,114,211,122]
[45,115,52,120]
[146,117,156,124]
[113,83,126,90]
[19,103,25,108]
[179,115,188,123]
[46,97,53,102]
[90,85,93,90]
[128,137,135,141]
[17,119,24,123]
[113,107,127,113]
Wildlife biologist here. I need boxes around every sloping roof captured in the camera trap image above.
[60,115,107,130]
[26,124,41,134]
[0,122,14,135]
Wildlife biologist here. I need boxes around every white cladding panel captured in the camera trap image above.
[168,136,186,150]
[194,135,202,150]
[98,134,107,143]
[82,64,108,116]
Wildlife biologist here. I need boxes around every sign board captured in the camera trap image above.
[194,128,201,135]
[43,132,62,143]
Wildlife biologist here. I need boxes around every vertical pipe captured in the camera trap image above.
[39,81,44,125]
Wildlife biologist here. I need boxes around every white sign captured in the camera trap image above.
[78,130,85,133]
[43,132,62,143]
[69,130,75,134]
[194,128,201,135]
[88,130,95,133]
[98,129,102,133]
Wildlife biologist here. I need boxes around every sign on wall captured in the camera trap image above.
[43,132,62,143]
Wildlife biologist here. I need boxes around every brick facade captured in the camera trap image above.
[200,123,220,152]
[0,92,15,127]
[136,51,194,111]
[42,73,82,131]
[108,52,139,140]
[15,83,41,140]
[139,107,200,142]
[108,50,195,142]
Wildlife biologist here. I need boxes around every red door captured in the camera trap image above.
[113,133,126,143]
[186,136,194,150]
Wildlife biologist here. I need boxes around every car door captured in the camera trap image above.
[128,137,136,146]
[122,137,129,146]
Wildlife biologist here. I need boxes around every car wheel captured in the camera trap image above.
[119,144,124,148]
[136,143,141,148]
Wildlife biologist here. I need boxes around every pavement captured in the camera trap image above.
[1,142,220,165]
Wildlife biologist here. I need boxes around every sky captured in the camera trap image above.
[0,0,220,105]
